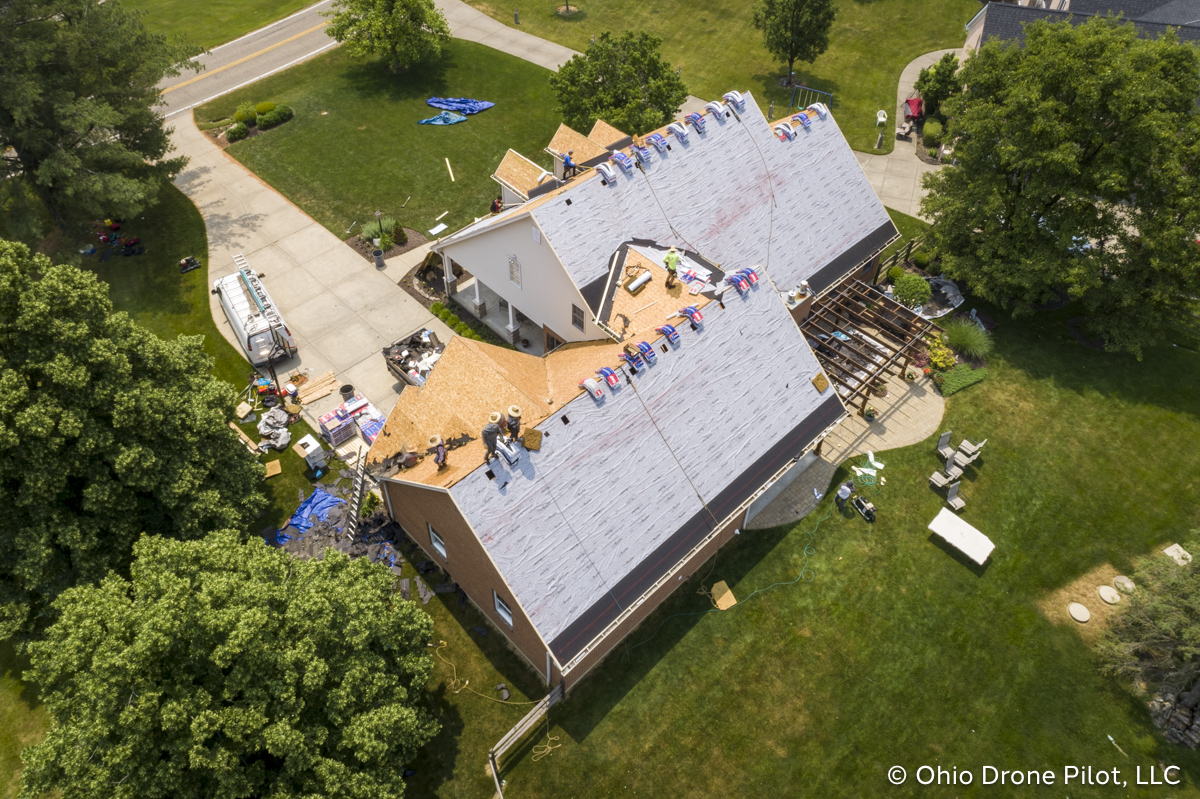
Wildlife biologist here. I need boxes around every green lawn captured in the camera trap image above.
[468,0,976,153]
[474,302,1200,797]
[126,0,314,51]
[882,206,929,260]
[194,42,562,239]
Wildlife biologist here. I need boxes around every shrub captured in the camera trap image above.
[225,123,249,142]
[886,265,904,284]
[938,364,987,396]
[234,102,257,127]
[929,148,938,159]
[912,249,932,269]
[394,226,408,246]
[258,105,294,130]
[454,322,471,336]
[378,233,394,251]
[255,101,276,115]
[445,313,460,327]
[893,273,932,309]
[360,491,381,519]
[923,119,943,148]
[430,302,444,314]
[943,318,994,359]
[928,339,956,370]
[362,216,397,241]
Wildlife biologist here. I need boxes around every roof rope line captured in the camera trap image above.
[733,108,786,295]
[634,159,701,255]
[540,466,628,615]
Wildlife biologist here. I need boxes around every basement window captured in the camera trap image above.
[428,523,447,560]
[494,592,514,628]
[571,304,585,331]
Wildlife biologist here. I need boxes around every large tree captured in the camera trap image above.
[1098,533,1200,705]
[550,31,688,136]
[913,52,959,118]
[0,0,198,229]
[324,0,451,73]
[20,532,438,799]
[920,18,1200,357]
[752,0,837,84]
[0,241,266,636]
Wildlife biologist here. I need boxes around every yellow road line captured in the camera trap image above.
[163,21,329,94]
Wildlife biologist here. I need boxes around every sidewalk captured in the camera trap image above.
[170,118,452,420]
[854,48,961,220]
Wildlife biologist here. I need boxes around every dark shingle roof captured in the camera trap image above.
[977,2,1200,45]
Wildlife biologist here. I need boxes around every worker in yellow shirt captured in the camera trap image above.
[664,246,681,288]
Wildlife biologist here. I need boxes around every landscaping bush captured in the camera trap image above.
[454,322,471,336]
[943,318,994,359]
[893,273,932,309]
[912,249,932,269]
[886,265,904,284]
[234,102,257,127]
[257,105,294,130]
[923,119,943,148]
[225,123,249,142]
[445,313,460,327]
[928,338,956,370]
[431,302,444,314]
[938,363,987,396]
[255,101,276,115]
[362,215,402,244]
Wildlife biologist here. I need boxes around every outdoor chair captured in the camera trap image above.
[930,469,952,490]
[936,431,955,460]
[946,482,967,511]
[943,454,963,480]
[952,449,979,470]
[958,436,987,457]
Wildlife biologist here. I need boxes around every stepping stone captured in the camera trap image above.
[1163,544,1193,566]
[1114,575,1135,593]
[1098,585,1121,605]
[1068,602,1091,623]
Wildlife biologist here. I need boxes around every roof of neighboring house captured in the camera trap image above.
[545,123,609,161]
[587,119,629,148]
[492,149,551,199]
[974,1,1200,45]
[448,283,844,665]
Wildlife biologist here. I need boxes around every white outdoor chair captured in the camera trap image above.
[936,431,955,460]
[876,110,888,126]
[946,481,967,511]
[952,449,980,470]
[959,436,988,457]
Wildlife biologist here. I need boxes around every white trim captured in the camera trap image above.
[164,40,339,119]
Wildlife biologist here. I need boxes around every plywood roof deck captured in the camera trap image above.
[493,149,550,198]
[606,251,712,342]
[545,123,608,161]
[587,119,629,148]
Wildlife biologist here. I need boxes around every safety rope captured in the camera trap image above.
[433,642,543,706]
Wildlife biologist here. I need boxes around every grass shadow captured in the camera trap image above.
[925,533,991,577]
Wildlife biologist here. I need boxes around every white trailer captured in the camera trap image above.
[213,254,298,366]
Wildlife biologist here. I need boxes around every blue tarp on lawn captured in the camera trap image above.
[419,111,468,126]
[426,97,494,115]
[287,488,346,533]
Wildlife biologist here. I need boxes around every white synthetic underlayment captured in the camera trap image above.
[531,93,890,295]
[450,284,834,644]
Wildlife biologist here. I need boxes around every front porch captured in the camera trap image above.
[452,273,547,356]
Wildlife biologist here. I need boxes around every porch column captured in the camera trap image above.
[472,277,486,317]
[506,301,520,344]
[442,252,457,296]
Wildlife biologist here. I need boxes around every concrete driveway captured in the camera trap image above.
[170,118,450,418]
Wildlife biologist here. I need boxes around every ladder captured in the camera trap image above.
[233,253,284,328]
[344,457,370,540]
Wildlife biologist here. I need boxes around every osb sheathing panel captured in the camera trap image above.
[546,123,608,161]
[458,338,550,408]
[587,119,629,148]
[494,149,548,197]
[543,340,626,406]
[607,250,711,342]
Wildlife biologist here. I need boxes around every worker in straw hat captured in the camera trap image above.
[482,412,503,462]
[429,435,447,469]
[505,405,522,444]
[663,246,681,288]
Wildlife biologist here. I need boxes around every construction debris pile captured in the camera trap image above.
[257,407,292,450]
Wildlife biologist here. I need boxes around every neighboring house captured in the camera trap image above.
[367,90,902,691]
[965,0,1200,50]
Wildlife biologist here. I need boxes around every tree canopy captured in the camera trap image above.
[752,0,837,83]
[324,0,451,73]
[0,240,266,636]
[1099,533,1200,704]
[914,52,959,118]
[0,0,198,229]
[20,532,438,799]
[919,18,1200,357]
[550,31,688,136]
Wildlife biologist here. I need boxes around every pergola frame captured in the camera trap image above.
[800,279,944,416]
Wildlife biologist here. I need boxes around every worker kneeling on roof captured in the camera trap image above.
[430,435,447,469]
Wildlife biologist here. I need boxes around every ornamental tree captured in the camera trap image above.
[752,0,837,83]
[919,18,1200,357]
[0,0,199,229]
[324,0,451,73]
[20,532,438,799]
[550,31,688,136]
[0,241,265,636]
[914,52,960,118]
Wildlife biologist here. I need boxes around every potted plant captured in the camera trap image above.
[905,369,917,382]
[872,381,889,398]
[864,406,879,421]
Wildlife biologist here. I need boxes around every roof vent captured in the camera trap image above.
[774,122,797,141]
[645,132,668,152]
[595,162,617,182]
[705,101,727,117]
[722,91,747,111]
[667,122,689,143]
[806,102,829,120]
[684,112,706,133]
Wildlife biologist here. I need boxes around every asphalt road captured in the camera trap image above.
[160,0,336,119]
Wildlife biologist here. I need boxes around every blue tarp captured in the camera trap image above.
[426,97,494,115]
[419,111,468,126]
[287,488,346,533]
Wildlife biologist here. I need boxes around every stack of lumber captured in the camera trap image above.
[297,371,337,405]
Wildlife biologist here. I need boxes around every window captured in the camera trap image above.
[508,255,521,287]
[545,329,565,353]
[428,523,446,559]
[494,592,513,628]
[531,225,541,244]
[571,304,585,331]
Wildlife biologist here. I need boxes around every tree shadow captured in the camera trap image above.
[0,638,41,710]
[749,71,841,116]
[405,683,464,798]
[551,521,795,743]
[548,7,589,23]
[341,52,457,104]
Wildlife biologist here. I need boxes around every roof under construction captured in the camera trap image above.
[448,282,844,665]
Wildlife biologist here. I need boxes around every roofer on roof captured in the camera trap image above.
[482,413,503,461]
[430,435,447,469]
[664,246,681,288]
[563,150,578,178]
[505,405,522,444]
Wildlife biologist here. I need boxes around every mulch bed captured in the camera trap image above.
[344,228,428,264]
[915,129,942,165]
[1067,315,1106,351]
[397,259,448,312]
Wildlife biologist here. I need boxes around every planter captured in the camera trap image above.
[905,370,918,382]
[372,249,385,269]
[864,407,879,421]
